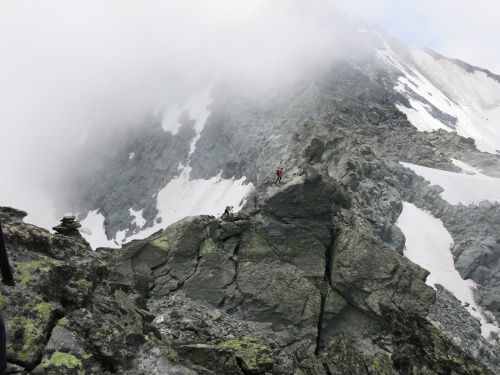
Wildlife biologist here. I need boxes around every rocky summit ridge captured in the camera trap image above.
[4,97,500,372]
[1,168,499,374]
[69,52,500,332]
[4,19,500,375]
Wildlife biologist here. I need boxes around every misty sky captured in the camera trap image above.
[336,0,500,74]
[0,0,499,227]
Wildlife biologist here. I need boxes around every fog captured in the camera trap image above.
[0,0,362,227]
[335,0,500,75]
[1,0,497,231]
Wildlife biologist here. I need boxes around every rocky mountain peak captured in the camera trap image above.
[1,150,499,373]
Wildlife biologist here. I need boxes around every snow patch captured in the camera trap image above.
[122,166,254,243]
[129,152,135,160]
[80,79,246,248]
[401,162,500,205]
[161,103,183,135]
[129,208,147,228]
[156,167,252,222]
[376,39,500,154]
[161,84,213,140]
[397,202,499,338]
[79,209,120,249]
[114,230,127,246]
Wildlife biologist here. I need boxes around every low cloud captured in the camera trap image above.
[335,0,500,74]
[3,0,496,227]
[0,0,356,225]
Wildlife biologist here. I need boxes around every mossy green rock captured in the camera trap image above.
[175,343,243,374]
[182,248,236,306]
[262,174,349,220]
[387,310,494,374]
[31,323,102,374]
[5,298,59,367]
[332,225,435,318]
[219,336,274,374]
[39,351,82,373]
[1,190,497,374]
[0,250,100,368]
[2,216,90,260]
[237,259,321,325]
[109,216,213,298]
[239,219,329,277]
[321,333,397,374]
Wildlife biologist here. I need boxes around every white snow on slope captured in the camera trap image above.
[397,202,498,338]
[81,79,254,248]
[129,208,146,228]
[398,159,500,338]
[156,168,250,225]
[376,38,500,154]
[162,103,183,134]
[80,168,254,249]
[120,167,254,244]
[451,158,482,174]
[401,161,500,205]
[161,84,213,139]
[79,209,120,249]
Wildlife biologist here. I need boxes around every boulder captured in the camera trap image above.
[332,225,435,318]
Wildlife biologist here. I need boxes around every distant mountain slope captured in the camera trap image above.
[51,18,500,362]
[376,37,500,153]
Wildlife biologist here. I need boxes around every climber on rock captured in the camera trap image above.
[275,167,283,184]
[221,206,233,220]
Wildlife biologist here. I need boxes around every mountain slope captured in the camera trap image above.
[23,19,500,373]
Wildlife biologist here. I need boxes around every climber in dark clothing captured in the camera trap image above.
[252,193,259,208]
[221,206,233,220]
[275,167,283,184]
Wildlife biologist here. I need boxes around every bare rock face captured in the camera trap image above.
[4,31,500,374]
[332,224,435,318]
[1,174,497,374]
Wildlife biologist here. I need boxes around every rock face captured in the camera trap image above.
[16,19,500,374]
[1,175,498,374]
[64,115,197,239]
[59,21,500,333]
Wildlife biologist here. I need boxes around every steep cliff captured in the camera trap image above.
[1,166,499,374]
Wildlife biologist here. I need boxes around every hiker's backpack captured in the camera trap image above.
[276,169,280,176]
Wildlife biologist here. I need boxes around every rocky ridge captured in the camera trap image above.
[48,32,500,373]
[1,153,499,374]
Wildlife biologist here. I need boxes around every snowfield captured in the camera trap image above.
[397,160,500,338]
[80,82,254,249]
[79,170,253,249]
[376,36,500,154]
[397,202,498,338]
[401,161,500,205]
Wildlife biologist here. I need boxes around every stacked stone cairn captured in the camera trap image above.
[52,215,83,239]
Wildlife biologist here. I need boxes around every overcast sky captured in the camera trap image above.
[0,0,498,226]
[335,0,500,74]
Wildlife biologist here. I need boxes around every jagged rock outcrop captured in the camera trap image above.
[58,25,500,336]
[0,178,492,374]
[26,28,500,373]
[2,155,497,374]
